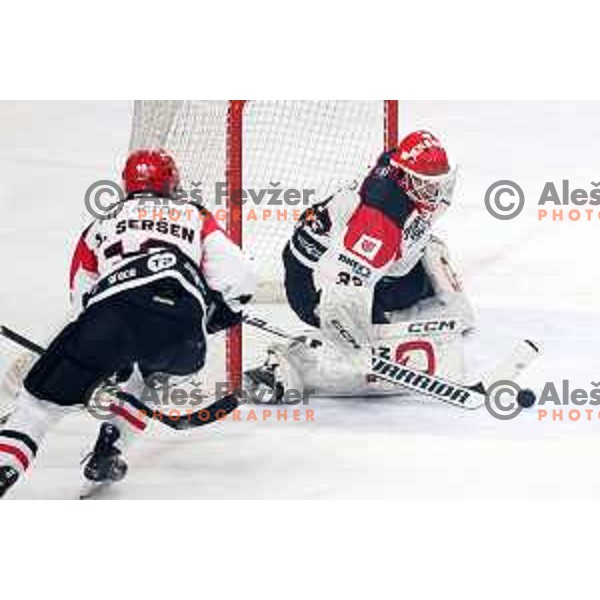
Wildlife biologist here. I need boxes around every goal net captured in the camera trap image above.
[129,100,397,390]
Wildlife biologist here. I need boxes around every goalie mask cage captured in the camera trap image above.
[129,100,398,390]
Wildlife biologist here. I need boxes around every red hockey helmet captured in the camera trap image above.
[389,131,456,209]
[122,149,181,197]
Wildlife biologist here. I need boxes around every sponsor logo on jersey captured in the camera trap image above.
[147,252,177,273]
[107,268,137,285]
[338,253,372,279]
[351,234,383,261]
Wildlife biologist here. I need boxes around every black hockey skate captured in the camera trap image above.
[0,466,19,499]
[81,423,128,498]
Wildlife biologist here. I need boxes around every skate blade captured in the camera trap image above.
[79,480,113,500]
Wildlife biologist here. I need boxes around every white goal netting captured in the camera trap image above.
[129,100,396,386]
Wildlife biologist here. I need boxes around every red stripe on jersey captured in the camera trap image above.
[343,204,402,268]
[199,209,223,242]
[69,231,98,289]
[0,443,29,470]
[109,403,147,431]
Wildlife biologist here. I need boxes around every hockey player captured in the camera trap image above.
[0,149,256,498]
[247,130,474,397]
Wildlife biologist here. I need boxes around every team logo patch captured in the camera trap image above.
[147,252,177,273]
[352,234,382,261]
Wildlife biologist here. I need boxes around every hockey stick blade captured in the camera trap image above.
[115,390,239,431]
[371,339,540,409]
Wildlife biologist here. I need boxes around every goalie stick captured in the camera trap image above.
[242,314,540,410]
[0,324,238,430]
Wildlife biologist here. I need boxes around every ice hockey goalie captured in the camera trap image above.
[246,130,475,398]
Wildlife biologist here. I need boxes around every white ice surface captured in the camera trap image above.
[1,101,600,499]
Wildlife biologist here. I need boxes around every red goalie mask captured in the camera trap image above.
[390,131,456,209]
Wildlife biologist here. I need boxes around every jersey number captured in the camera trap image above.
[336,271,364,287]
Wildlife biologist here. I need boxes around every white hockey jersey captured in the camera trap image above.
[287,184,450,351]
[69,198,256,316]
[288,188,443,284]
